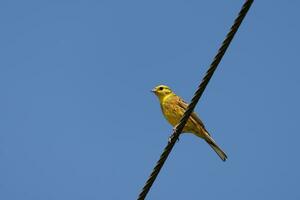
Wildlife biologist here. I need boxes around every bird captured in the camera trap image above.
[151,84,227,161]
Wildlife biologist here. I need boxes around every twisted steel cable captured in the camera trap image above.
[137,1,254,199]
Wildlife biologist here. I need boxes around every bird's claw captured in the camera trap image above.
[168,134,180,143]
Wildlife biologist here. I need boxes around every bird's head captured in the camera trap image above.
[151,85,173,101]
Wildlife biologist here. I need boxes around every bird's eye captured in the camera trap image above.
[159,87,163,91]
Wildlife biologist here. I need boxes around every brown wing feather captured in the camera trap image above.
[175,96,209,133]
[174,96,226,161]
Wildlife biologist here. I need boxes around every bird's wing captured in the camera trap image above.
[175,96,207,130]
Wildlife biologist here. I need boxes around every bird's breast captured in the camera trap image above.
[161,100,183,127]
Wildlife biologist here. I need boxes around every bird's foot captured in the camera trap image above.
[168,134,180,143]
[173,126,177,133]
[168,125,181,143]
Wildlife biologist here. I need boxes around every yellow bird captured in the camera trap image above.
[151,84,227,161]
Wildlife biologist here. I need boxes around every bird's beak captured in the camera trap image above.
[151,88,156,93]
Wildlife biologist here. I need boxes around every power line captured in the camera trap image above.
[137,1,254,199]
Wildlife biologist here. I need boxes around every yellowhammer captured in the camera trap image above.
[151,84,227,161]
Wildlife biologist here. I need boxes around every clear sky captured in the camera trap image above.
[1,1,300,200]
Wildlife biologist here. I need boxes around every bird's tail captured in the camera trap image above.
[205,135,227,161]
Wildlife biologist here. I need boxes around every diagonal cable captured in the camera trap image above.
[137,1,254,199]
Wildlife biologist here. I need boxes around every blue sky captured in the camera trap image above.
[1,1,300,200]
